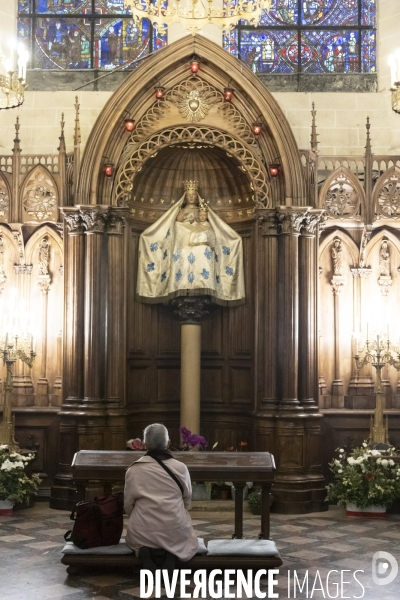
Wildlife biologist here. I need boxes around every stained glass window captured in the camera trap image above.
[225,0,376,74]
[18,0,159,70]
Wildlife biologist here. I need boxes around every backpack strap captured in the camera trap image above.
[152,457,184,497]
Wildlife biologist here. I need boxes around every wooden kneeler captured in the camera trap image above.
[62,552,283,575]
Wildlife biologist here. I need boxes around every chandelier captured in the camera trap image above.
[389,50,400,114]
[0,41,29,110]
[125,0,272,35]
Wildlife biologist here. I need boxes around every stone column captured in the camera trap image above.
[298,211,324,412]
[80,206,109,410]
[330,276,344,406]
[172,297,210,435]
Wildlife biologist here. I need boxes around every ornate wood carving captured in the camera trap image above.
[21,166,58,222]
[116,125,270,213]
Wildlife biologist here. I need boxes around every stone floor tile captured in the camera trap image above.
[278,535,318,545]
[11,521,43,530]
[0,534,36,542]
[318,542,358,552]
[25,541,61,549]
[284,549,330,560]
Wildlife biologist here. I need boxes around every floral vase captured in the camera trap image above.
[0,499,14,516]
[346,503,386,518]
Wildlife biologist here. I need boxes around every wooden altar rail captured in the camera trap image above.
[71,451,276,540]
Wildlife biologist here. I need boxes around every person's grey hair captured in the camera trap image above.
[143,423,169,451]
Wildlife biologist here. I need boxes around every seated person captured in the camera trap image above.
[124,423,199,562]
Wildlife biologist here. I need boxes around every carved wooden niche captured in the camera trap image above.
[21,166,58,223]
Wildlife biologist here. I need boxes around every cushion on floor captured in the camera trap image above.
[62,539,134,555]
[207,539,279,557]
[61,537,208,556]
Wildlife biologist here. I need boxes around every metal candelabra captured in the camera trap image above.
[0,335,36,451]
[354,333,400,444]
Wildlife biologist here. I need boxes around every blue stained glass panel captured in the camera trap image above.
[18,0,33,13]
[94,18,150,68]
[362,30,376,72]
[239,30,299,73]
[35,0,90,14]
[153,27,167,52]
[223,29,238,57]
[362,0,376,26]
[301,0,357,26]
[301,30,360,73]
[17,18,32,50]
[95,1,131,14]
[258,0,298,25]
[34,17,92,68]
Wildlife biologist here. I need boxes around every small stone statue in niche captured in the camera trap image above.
[38,236,50,276]
[331,237,343,276]
[379,239,390,277]
[137,180,245,306]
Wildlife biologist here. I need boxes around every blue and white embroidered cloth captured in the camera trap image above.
[137,199,245,305]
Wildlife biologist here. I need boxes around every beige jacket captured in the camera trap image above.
[124,455,199,561]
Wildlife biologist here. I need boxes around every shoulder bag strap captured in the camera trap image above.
[152,457,184,497]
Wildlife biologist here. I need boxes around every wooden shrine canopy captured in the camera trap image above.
[71,451,276,540]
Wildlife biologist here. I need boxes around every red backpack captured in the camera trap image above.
[64,493,124,549]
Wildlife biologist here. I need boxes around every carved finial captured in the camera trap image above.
[13,116,21,153]
[58,112,66,153]
[311,102,318,152]
[74,95,81,146]
[365,116,371,157]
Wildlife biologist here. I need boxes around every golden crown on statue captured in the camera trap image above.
[184,180,198,192]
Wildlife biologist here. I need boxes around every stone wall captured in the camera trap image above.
[0,0,399,157]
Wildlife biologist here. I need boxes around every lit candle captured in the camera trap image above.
[377,334,380,350]
[31,333,33,353]
[367,322,369,341]
[4,332,8,351]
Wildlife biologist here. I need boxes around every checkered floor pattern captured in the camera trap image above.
[0,503,399,599]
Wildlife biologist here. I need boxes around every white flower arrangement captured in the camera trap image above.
[327,442,400,509]
[0,445,41,504]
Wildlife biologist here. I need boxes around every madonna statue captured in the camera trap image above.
[136,181,245,306]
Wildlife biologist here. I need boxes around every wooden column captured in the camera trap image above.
[104,208,128,410]
[60,209,85,408]
[276,207,309,410]
[258,212,279,411]
[298,211,323,412]
[80,206,108,410]
[51,208,85,509]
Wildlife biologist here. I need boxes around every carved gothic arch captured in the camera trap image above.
[372,166,400,221]
[319,229,359,268]
[20,165,59,223]
[319,166,365,221]
[77,34,306,207]
[113,125,270,211]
